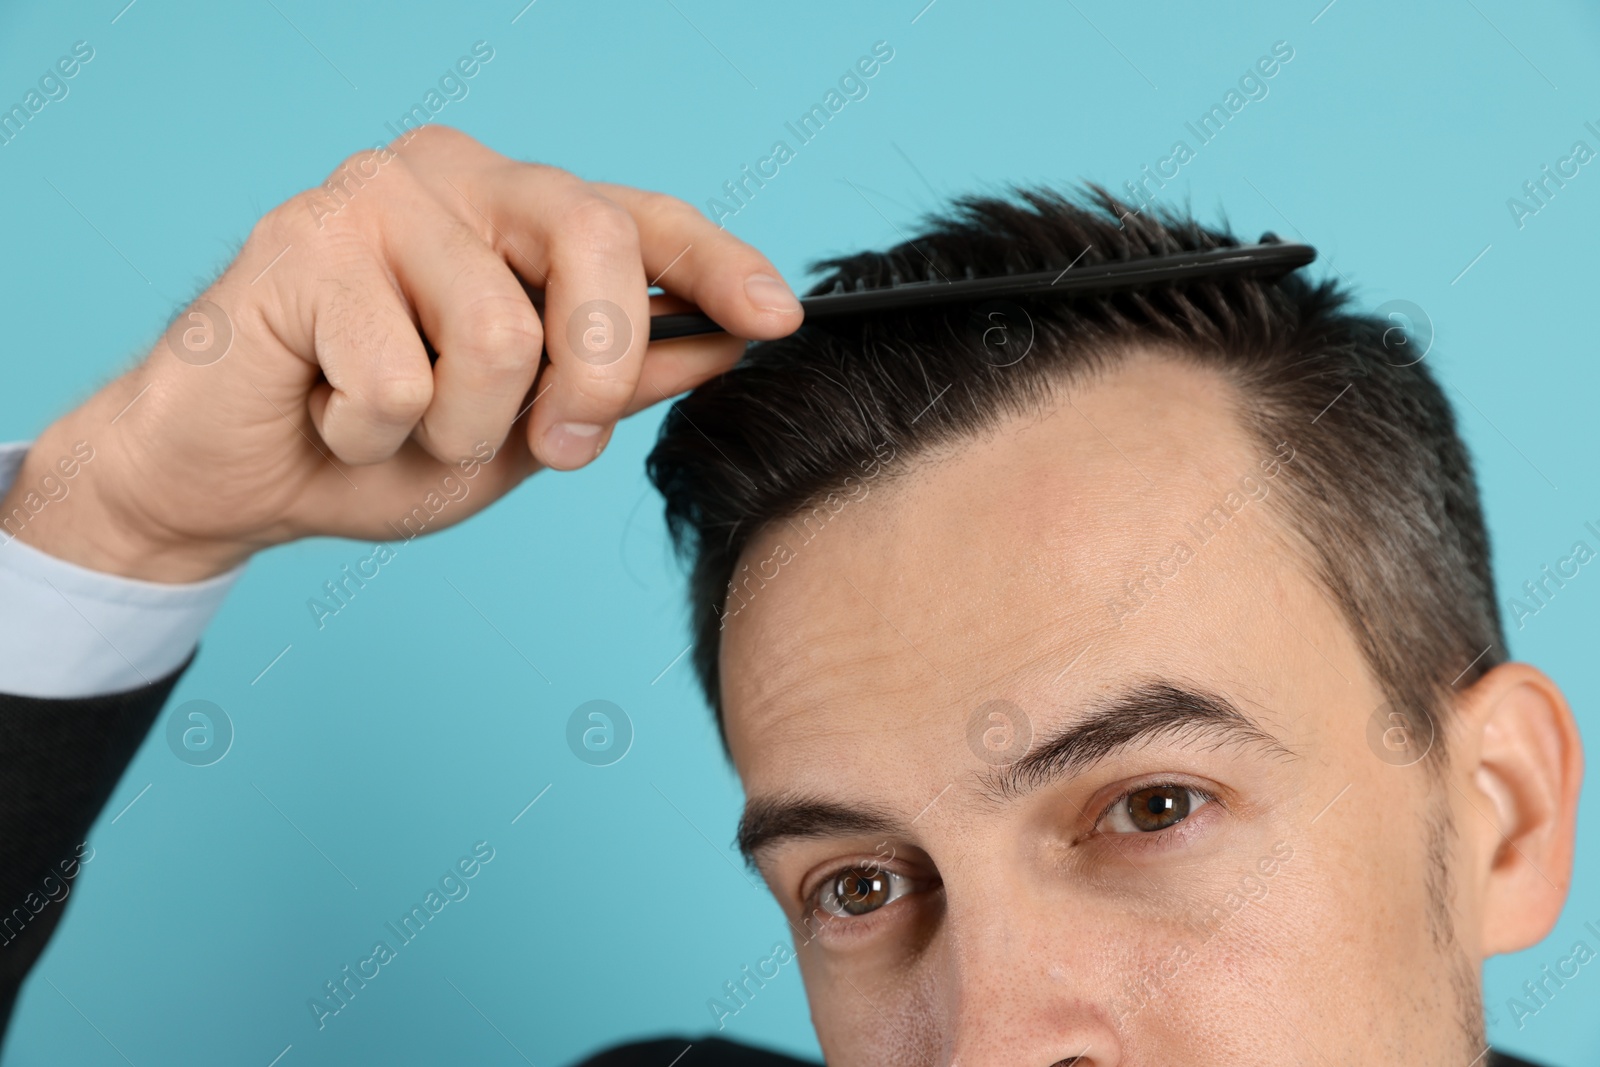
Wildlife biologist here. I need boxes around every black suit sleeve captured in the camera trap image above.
[0,659,190,1037]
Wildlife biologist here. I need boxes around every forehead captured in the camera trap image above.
[719,350,1373,784]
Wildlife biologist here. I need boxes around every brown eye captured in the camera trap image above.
[818,866,898,918]
[1116,785,1197,832]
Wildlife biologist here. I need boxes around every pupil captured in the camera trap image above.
[836,868,890,915]
[1127,786,1190,831]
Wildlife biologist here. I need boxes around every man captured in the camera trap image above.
[0,127,1583,1066]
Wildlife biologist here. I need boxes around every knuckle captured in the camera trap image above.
[306,154,386,215]
[553,193,639,255]
[270,187,363,243]
[566,367,637,412]
[389,122,453,153]
[638,189,700,227]
[454,299,544,378]
[332,148,386,184]
[255,192,320,243]
[361,371,434,423]
[519,160,580,189]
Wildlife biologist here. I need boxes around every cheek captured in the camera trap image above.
[1156,836,1441,1059]
[801,947,945,1067]
[1110,871,1326,1056]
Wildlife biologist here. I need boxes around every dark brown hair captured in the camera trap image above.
[646,184,1504,763]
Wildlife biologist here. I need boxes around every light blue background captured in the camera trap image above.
[1,1,1597,1064]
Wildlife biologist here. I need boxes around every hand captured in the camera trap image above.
[0,125,803,582]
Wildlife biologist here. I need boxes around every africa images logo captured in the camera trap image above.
[566,299,632,366]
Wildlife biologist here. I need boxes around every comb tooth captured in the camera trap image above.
[888,265,903,286]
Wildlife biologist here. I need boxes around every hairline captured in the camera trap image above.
[716,342,1445,770]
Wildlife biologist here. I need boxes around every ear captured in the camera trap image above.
[1451,662,1584,957]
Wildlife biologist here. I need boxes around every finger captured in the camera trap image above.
[591,183,803,340]
[385,195,546,465]
[302,264,435,466]
[487,183,652,470]
[623,333,748,417]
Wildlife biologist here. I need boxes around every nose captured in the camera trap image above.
[933,897,1125,1067]
[941,991,1122,1067]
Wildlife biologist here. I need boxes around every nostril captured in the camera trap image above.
[1046,1049,1091,1066]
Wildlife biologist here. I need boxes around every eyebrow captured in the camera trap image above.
[736,798,902,870]
[735,680,1294,866]
[983,681,1295,800]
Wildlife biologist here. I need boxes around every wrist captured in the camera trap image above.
[2,408,253,584]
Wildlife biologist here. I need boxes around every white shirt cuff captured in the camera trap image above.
[0,440,244,698]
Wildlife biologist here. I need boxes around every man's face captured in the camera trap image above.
[720,351,1486,1066]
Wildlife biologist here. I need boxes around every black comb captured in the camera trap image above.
[648,234,1315,341]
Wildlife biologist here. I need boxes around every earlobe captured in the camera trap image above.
[1453,662,1584,958]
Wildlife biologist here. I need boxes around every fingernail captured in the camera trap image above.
[542,422,604,469]
[745,272,800,313]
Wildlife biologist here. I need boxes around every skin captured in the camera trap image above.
[721,353,1584,1066]
[2,127,1582,1064]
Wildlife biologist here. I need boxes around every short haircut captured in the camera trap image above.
[646,185,1505,765]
